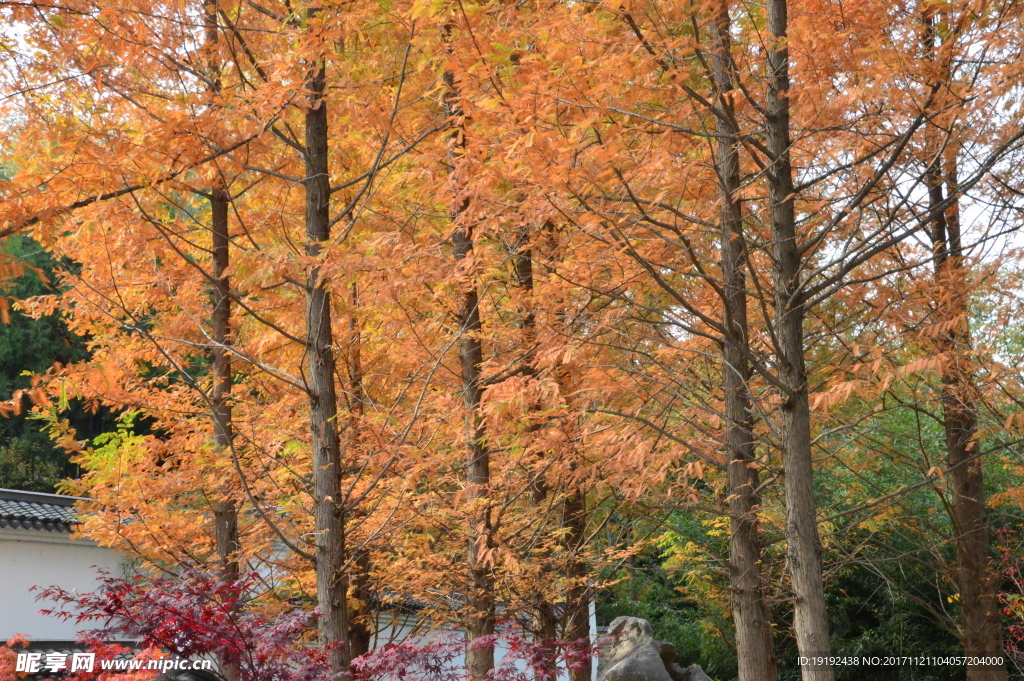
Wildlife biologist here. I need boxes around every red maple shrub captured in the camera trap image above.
[36,569,598,681]
[36,569,336,681]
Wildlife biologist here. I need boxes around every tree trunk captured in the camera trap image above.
[926,146,1007,681]
[211,183,241,681]
[708,3,777,679]
[203,7,240,679]
[563,490,591,681]
[454,219,495,681]
[764,0,833,677]
[513,232,560,681]
[349,548,373,659]
[519,228,593,681]
[304,60,350,676]
[210,184,238,581]
[445,64,495,681]
[202,0,239,588]
[345,282,373,660]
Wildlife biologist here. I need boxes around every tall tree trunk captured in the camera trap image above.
[345,281,373,660]
[563,490,591,681]
[455,218,495,680]
[304,60,350,676]
[513,231,558,681]
[921,12,1006,676]
[764,0,833,677]
[444,65,495,681]
[210,182,239,581]
[708,3,777,679]
[926,143,1007,681]
[203,0,239,586]
[518,227,593,681]
[211,183,240,681]
[203,6,240,679]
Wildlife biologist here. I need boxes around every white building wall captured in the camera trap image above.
[372,610,597,681]
[0,527,125,641]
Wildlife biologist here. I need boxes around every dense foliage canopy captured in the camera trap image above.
[5,0,1024,679]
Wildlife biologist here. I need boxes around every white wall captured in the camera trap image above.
[372,611,597,681]
[0,527,125,641]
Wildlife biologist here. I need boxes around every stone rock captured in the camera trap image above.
[682,665,712,681]
[597,616,712,681]
[597,616,674,681]
[658,641,712,681]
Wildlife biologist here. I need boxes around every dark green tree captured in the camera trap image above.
[0,234,112,492]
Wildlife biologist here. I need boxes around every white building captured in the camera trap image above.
[0,488,126,646]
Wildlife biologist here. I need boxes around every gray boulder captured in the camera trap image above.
[597,616,711,681]
[659,641,712,681]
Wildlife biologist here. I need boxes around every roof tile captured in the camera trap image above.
[0,489,85,533]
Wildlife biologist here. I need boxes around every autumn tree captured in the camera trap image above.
[1,0,443,674]
[7,0,1024,679]
[489,0,1024,678]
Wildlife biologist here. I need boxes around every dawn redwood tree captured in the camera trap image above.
[297,10,351,672]
[505,220,597,681]
[9,0,1024,678]
[198,0,441,664]
[505,0,1024,676]
[0,0,280,590]
[922,12,1006,673]
[761,0,834,674]
[509,222,563,681]
[202,0,241,591]
[442,36,496,679]
[918,6,1010,676]
[1,0,441,671]
[522,2,810,674]
[378,8,652,668]
[753,0,1024,673]
[192,14,244,680]
[709,1,778,678]
[753,0,1024,674]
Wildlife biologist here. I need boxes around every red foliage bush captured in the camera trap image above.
[36,569,597,681]
[36,569,336,681]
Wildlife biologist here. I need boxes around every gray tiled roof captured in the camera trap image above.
[0,488,87,533]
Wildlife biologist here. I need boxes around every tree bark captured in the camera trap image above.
[455,220,496,680]
[304,60,350,676]
[513,232,559,681]
[345,282,373,660]
[210,186,239,583]
[211,182,241,681]
[563,490,591,681]
[926,145,1007,681]
[203,7,240,679]
[454,218,495,681]
[518,228,593,681]
[764,0,833,677]
[708,3,777,679]
[202,0,239,585]
[444,64,495,681]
